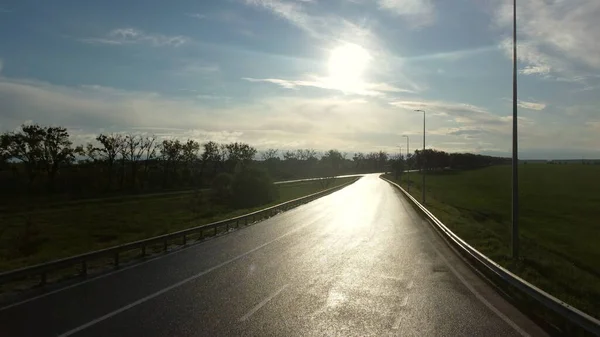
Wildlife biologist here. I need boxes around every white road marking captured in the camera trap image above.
[0,249,187,312]
[430,244,531,337]
[239,284,289,322]
[56,223,313,337]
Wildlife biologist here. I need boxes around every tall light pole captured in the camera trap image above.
[414,109,425,204]
[511,0,519,259]
[403,135,410,192]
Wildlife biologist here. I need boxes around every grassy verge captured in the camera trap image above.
[384,164,600,320]
[0,177,356,272]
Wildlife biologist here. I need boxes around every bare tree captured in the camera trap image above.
[159,139,183,188]
[283,150,297,161]
[96,133,124,190]
[123,134,146,189]
[141,135,157,189]
[261,148,278,161]
[40,126,76,192]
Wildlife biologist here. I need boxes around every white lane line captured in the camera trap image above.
[392,295,410,329]
[1,194,327,312]
[430,244,531,337]
[0,249,188,312]
[239,284,289,322]
[57,223,312,337]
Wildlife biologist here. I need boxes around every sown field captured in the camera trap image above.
[386,164,600,319]
[0,177,355,272]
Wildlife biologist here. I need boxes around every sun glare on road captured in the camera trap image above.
[327,43,371,93]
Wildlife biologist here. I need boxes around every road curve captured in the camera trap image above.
[0,174,547,337]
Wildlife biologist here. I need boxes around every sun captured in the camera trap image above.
[327,43,371,91]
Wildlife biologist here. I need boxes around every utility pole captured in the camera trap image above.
[511,0,519,259]
[403,135,410,192]
[414,109,426,204]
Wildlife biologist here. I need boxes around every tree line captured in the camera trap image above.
[0,124,509,200]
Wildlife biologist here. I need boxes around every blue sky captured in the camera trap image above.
[0,0,599,159]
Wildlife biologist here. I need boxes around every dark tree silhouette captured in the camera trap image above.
[96,134,124,190]
[3,125,46,188]
[40,126,76,192]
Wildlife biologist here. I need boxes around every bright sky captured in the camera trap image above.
[0,0,599,159]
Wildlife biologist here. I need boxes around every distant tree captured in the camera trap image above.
[181,139,200,185]
[230,167,277,208]
[159,139,183,188]
[200,141,220,181]
[321,149,344,174]
[0,132,11,170]
[140,135,158,189]
[352,152,365,169]
[40,126,77,192]
[96,133,124,190]
[261,148,279,176]
[261,148,279,161]
[123,134,145,189]
[390,153,405,179]
[283,150,298,161]
[224,142,257,173]
[3,124,46,188]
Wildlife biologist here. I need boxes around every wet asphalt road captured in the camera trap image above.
[0,174,547,337]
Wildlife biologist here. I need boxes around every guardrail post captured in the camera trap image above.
[81,261,87,277]
[236,219,239,228]
[245,217,248,225]
[141,245,146,257]
[226,222,229,231]
[163,239,168,252]
[114,252,120,268]
[183,234,187,245]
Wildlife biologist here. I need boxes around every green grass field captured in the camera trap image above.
[0,177,355,272]
[385,164,600,319]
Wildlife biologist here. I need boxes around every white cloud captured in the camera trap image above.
[1,76,597,155]
[586,121,600,131]
[495,0,600,80]
[243,0,377,45]
[518,100,546,111]
[389,99,509,129]
[81,28,189,47]
[186,13,206,19]
[242,76,415,96]
[377,0,434,27]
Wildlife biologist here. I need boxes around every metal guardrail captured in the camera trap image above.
[381,176,600,336]
[0,179,357,288]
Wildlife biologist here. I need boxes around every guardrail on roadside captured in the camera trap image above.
[381,176,600,336]
[0,178,357,289]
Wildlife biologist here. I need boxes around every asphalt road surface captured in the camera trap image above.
[0,174,547,337]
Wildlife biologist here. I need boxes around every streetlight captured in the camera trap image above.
[414,109,426,204]
[403,135,410,192]
[511,0,519,259]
